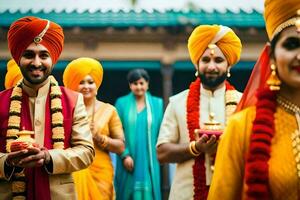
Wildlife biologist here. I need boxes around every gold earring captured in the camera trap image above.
[267,64,281,91]
[195,71,199,77]
[227,69,231,78]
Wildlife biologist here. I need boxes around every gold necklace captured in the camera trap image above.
[277,95,300,114]
[277,95,300,178]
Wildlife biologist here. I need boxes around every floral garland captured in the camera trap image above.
[6,76,65,200]
[186,77,239,200]
[245,87,277,200]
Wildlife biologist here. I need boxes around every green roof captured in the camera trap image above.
[0,9,264,28]
[0,59,255,71]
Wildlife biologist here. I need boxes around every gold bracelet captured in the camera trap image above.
[189,141,201,157]
[191,141,201,154]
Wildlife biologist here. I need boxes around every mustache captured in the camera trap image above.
[202,70,219,75]
[27,64,47,71]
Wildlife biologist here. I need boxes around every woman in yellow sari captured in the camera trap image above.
[63,57,125,200]
[208,0,300,199]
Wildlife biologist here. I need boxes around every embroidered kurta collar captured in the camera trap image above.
[200,84,226,97]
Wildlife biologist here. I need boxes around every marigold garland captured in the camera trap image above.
[6,76,65,200]
[186,77,239,200]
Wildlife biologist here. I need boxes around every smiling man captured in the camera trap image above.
[0,16,94,200]
[156,25,243,200]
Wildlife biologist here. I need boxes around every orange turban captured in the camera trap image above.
[63,57,103,91]
[188,25,242,66]
[264,0,300,40]
[7,16,64,64]
[5,59,23,89]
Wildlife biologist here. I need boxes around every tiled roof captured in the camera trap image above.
[0,9,264,28]
[0,0,264,13]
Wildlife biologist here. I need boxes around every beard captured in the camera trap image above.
[199,72,227,89]
[20,65,52,85]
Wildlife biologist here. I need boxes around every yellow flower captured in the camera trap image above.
[10,100,22,111]
[52,127,65,138]
[51,98,62,108]
[53,142,64,149]
[52,112,63,124]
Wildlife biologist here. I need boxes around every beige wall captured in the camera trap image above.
[0,27,267,63]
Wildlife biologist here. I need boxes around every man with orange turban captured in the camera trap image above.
[4,59,22,89]
[156,24,243,200]
[0,16,94,200]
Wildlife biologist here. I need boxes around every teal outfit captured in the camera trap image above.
[115,92,163,200]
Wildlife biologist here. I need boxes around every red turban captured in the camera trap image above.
[7,16,64,64]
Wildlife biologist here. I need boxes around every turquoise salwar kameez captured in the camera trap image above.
[115,92,163,200]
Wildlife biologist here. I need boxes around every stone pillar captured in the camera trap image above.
[161,63,173,106]
[160,61,174,200]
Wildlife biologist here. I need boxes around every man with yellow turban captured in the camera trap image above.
[156,24,242,200]
[0,16,94,200]
[4,59,22,89]
[208,0,300,199]
[63,57,125,200]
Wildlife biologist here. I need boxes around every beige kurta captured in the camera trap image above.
[0,78,95,200]
[157,85,242,200]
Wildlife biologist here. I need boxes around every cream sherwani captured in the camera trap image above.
[0,78,95,200]
[157,85,242,200]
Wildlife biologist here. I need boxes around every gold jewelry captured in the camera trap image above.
[291,129,300,178]
[270,9,300,39]
[191,141,201,154]
[267,64,281,91]
[34,20,50,44]
[277,95,300,114]
[208,44,217,56]
[291,112,300,178]
[189,141,201,156]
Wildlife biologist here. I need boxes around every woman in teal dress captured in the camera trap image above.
[115,69,163,200]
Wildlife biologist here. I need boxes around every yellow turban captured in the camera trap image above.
[5,59,23,89]
[63,57,103,91]
[264,0,300,40]
[187,25,242,66]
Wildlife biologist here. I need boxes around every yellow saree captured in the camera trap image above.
[208,107,299,200]
[73,102,123,200]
